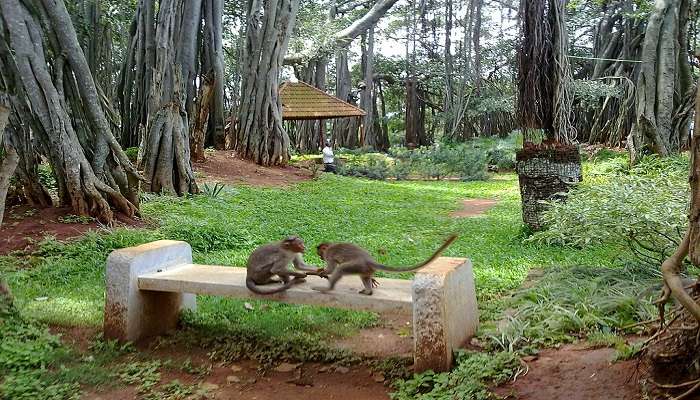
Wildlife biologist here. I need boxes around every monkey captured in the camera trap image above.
[311,234,458,295]
[246,236,324,295]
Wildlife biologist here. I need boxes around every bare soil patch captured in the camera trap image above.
[194,150,313,187]
[75,333,391,400]
[0,205,144,255]
[495,345,640,400]
[450,198,498,218]
[332,312,413,358]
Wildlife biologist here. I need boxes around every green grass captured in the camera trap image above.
[0,171,636,399]
[3,173,622,327]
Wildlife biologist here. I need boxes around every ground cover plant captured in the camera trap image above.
[0,155,667,399]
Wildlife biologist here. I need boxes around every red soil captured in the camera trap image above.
[495,344,641,400]
[0,205,143,255]
[193,150,313,187]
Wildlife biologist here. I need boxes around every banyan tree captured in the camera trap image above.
[0,0,139,224]
[515,0,581,230]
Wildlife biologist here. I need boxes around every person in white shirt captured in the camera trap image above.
[322,139,336,173]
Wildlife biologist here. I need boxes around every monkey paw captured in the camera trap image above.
[358,289,373,295]
[371,278,380,288]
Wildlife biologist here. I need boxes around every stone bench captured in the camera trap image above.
[103,240,479,372]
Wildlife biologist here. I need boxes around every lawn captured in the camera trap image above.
[0,171,633,399]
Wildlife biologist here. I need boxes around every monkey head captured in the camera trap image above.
[316,243,330,260]
[282,236,305,253]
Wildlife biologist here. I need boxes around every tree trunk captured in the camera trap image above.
[235,0,300,166]
[203,0,226,150]
[332,49,360,149]
[294,58,326,153]
[1,0,139,223]
[443,0,455,138]
[0,100,18,227]
[633,0,692,161]
[516,0,579,231]
[140,0,198,194]
[360,26,378,149]
[405,78,425,148]
[190,75,215,163]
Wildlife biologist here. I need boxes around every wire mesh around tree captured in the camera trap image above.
[516,146,581,230]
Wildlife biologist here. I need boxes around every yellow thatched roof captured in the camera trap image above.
[280,81,366,120]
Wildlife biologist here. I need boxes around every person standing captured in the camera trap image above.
[322,139,336,173]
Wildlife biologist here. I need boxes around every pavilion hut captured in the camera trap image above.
[279,81,366,150]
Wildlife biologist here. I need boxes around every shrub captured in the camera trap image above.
[124,147,139,163]
[529,154,689,267]
[390,351,521,400]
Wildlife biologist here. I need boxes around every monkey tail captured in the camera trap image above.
[246,277,296,295]
[372,234,458,272]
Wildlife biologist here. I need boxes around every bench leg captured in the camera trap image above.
[412,258,479,372]
[104,240,196,342]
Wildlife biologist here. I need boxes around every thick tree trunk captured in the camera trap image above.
[140,0,198,194]
[332,49,360,149]
[203,0,226,150]
[294,58,326,153]
[633,0,692,160]
[1,0,139,223]
[0,101,18,227]
[235,0,300,166]
[360,26,378,150]
[405,78,425,148]
[190,75,215,163]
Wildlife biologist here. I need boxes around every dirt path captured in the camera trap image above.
[332,312,413,359]
[495,345,640,400]
[194,150,313,187]
[450,199,498,218]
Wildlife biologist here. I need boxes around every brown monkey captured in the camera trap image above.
[246,236,323,295]
[312,234,458,295]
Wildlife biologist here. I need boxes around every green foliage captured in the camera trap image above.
[390,351,521,400]
[124,147,139,163]
[530,154,689,266]
[573,80,624,110]
[116,360,162,393]
[200,182,226,198]
[337,154,391,180]
[485,265,658,352]
[38,163,58,194]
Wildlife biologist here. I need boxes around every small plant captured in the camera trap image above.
[115,360,162,393]
[390,351,521,400]
[124,147,139,163]
[143,380,197,400]
[57,214,94,224]
[201,182,226,198]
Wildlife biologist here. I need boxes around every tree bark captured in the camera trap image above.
[1,0,139,223]
[633,0,692,160]
[140,0,198,194]
[332,49,360,148]
[190,75,215,163]
[0,100,17,227]
[235,0,300,166]
[360,26,378,149]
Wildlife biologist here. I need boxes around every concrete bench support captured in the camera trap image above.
[412,257,479,372]
[104,240,196,341]
[104,241,478,372]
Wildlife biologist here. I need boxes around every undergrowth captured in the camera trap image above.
[390,351,521,400]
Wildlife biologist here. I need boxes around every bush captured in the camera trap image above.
[124,147,139,163]
[529,154,689,267]
[391,351,521,400]
[336,154,390,180]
